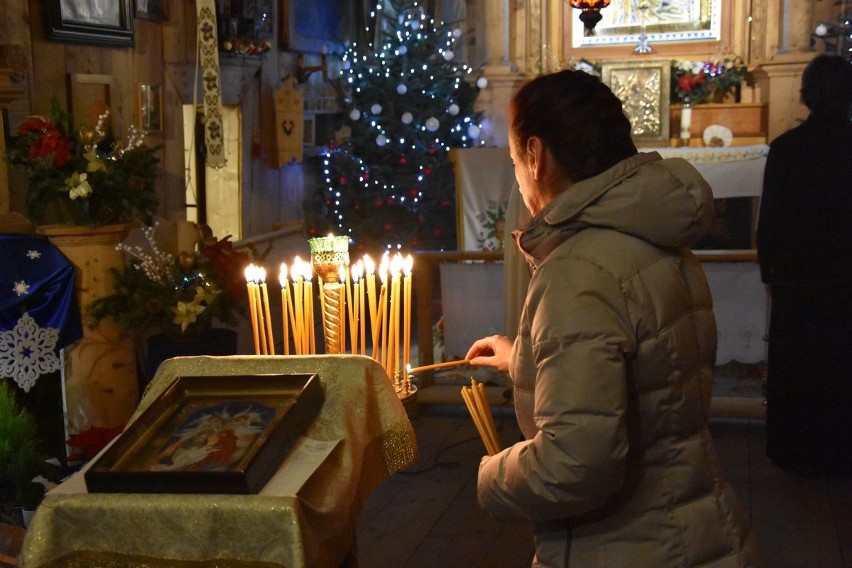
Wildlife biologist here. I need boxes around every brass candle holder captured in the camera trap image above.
[308,235,350,354]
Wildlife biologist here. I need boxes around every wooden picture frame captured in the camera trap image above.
[280,0,350,54]
[45,0,134,47]
[68,73,113,132]
[85,374,324,494]
[571,0,721,48]
[134,0,167,22]
[138,83,163,133]
[602,60,671,146]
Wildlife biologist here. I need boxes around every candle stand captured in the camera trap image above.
[309,236,350,354]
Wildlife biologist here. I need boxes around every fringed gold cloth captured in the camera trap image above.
[20,355,418,568]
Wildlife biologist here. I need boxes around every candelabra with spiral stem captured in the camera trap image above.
[308,235,350,354]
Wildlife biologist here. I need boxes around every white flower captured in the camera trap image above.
[65,172,92,200]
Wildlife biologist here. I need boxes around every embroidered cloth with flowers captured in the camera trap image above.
[5,99,159,227]
[86,221,255,339]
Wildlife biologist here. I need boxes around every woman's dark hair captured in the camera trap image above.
[509,70,637,183]
[800,54,852,118]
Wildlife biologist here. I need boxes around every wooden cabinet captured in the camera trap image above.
[670,103,768,147]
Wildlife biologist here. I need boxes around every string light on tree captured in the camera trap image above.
[306,0,485,252]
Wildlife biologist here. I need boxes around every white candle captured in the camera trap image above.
[680,105,692,141]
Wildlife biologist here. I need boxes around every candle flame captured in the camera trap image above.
[279,263,288,287]
[390,252,403,276]
[257,266,267,283]
[290,257,304,282]
[244,264,256,283]
[403,254,413,275]
[363,254,375,275]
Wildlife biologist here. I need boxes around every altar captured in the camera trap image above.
[440,145,770,365]
[20,355,418,568]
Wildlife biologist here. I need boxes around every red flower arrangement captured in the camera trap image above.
[671,56,747,105]
[5,99,159,226]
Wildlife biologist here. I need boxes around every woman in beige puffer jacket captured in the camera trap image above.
[466,70,764,568]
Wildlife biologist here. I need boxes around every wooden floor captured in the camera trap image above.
[356,401,852,568]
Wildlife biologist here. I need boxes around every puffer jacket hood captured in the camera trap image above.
[517,152,714,268]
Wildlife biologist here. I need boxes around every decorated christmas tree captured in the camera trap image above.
[305,0,485,252]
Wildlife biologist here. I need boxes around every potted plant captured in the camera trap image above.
[671,55,748,105]
[0,381,47,525]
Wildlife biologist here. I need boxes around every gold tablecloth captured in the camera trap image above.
[20,355,418,568]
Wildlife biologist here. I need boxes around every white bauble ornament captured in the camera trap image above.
[398,45,408,55]
[815,23,829,36]
[467,125,481,139]
[443,50,455,61]
[401,112,414,124]
[425,117,440,132]
[448,103,460,116]
[397,84,408,95]
[376,135,388,146]
[452,28,462,38]
[349,109,361,121]
[371,103,383,114]
[476,77,489,89]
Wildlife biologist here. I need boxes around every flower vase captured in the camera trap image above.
[143,327,238,385]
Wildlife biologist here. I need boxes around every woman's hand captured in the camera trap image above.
[465,335,513,373]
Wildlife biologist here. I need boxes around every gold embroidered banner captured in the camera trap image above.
[196,0,226,168]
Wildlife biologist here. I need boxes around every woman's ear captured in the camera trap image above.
[526,136,545,181]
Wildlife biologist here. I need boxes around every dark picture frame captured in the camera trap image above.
[280,0,352,54]
[45,0,134,48]
[85,374,324,494]
[134,0,168,22]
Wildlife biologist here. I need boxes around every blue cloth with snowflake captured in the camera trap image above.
[0,233,82,392]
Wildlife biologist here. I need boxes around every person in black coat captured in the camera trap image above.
[756,54,852,477]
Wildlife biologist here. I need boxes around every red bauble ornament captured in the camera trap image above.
[409,188,419,198]
[363,171,371,181]
[428,146,438,155]
[354,201,361,211]
[384,222,395,232]
[433,227,442,237]
[374,198,384,208]
[308,226,318,236]
[423,167,433,176]
[399,155,408,165]
[325,198,333,206]
[385,197,394,206]
[440,197,451,208]
[339,176,348,185]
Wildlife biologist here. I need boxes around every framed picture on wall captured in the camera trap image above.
[280,0,353,54]
[571,0,721,48]
[135,0,167,22]
[68,73,113,131]
[139,83,163,133]
[602,60,671,146]
[45,0,134,47]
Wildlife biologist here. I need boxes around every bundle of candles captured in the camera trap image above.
[243,236,416,394]
[461,379,501,456]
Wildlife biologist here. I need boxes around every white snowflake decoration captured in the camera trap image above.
[13,280,30,296]
[0,312,61,392]
[27,249,42,259]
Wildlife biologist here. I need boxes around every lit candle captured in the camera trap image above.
[356,260,366,355]
[378,259,389,366]
[364,254,379,359]
[388,253,403,377]
[403,254,413,383]
[259,266,275,355]
[348,264,359,354]
[279,263,290,355]
[245,264,260,355]
[304,263,315,354]
[291,260,304,355]
[255,267,269,355]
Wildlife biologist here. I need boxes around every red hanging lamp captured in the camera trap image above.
[568,0,612,36]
